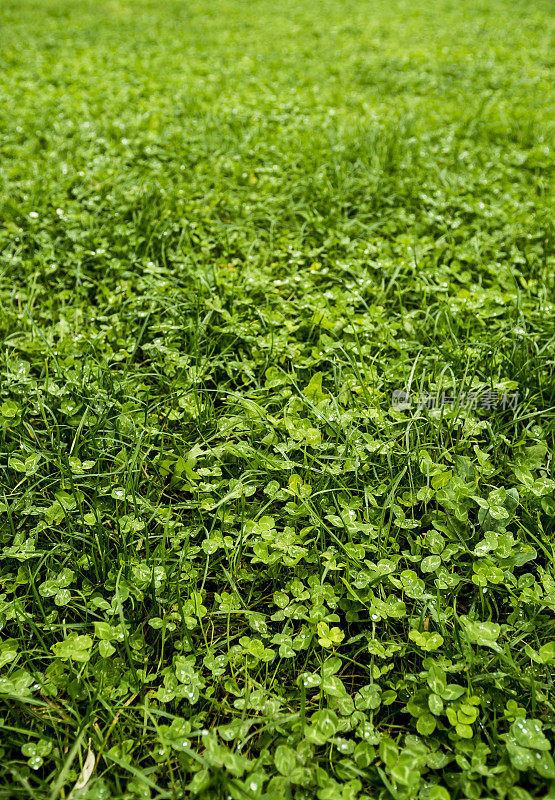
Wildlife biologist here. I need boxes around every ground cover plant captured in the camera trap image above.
[0,0,554,797]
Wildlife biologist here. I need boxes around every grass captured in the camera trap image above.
[0,0,554,797]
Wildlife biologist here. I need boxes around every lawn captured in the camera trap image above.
[0,0,554,797]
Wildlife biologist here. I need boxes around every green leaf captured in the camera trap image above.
[313,709,339,740]
[0,638,18,669]
[52,634,93,662]
[274,744,297,776]
[428,787,451,800]
[426,666,447,695]
[538,642,555,663]
[428,693,444,715]
[460,617,501,649]
[303,372,327,403]
[321,656,342,677]
[94,621,115,640]
[378,737,399,767]
[99,640,116,657]
[511,718,551,751]
[322,674,347,698]
[441,684,466,701]
[416,713,437,735]
[1,400,19,418]
[421,555,442,572]
[355,684,381,710]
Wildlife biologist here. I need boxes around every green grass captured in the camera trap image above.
[0,0,554,797]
